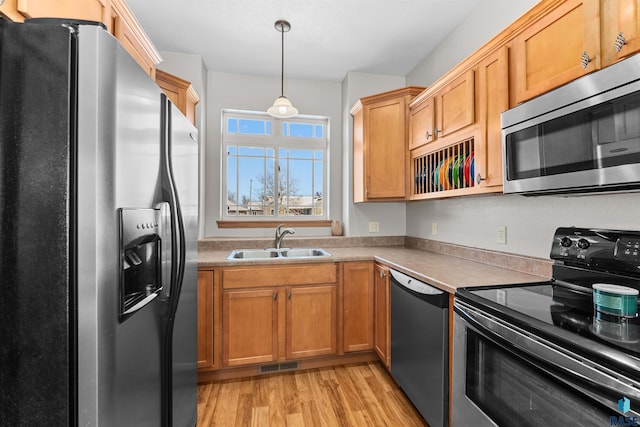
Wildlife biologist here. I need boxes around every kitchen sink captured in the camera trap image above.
[279,248,331,258]
[226,248,331,260]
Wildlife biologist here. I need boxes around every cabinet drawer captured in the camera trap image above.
[222,263,337,289]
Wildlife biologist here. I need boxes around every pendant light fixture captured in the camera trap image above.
[267,20,299,118]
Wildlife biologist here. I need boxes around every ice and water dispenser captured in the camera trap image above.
[119,208,166,320]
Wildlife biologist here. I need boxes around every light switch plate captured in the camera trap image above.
[368,221,380,233]
[431,223,438,235]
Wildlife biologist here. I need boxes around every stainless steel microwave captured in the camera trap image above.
[502,53,640,195]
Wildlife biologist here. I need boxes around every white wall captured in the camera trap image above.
[156,51,208,238]
[204,72,342,238]
[341,72,408,237]
[405,0,640,259]
[406,0,539,87]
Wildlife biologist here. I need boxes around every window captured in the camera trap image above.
[222,110,328,220]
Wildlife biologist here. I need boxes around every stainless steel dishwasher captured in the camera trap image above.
[390,269,448,427]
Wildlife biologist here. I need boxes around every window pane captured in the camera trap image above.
[238,146,265,157]
[291,122,313,138]
[222,111,327,220]
[227,118,238,133]
[280,148,313,160]
[238,119,270,135]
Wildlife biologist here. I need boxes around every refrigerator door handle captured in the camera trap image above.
[160,94,188,427]
[160,95,186,310]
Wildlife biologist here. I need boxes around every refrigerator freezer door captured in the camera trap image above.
[168,102,199,427]
[0,19,76,427]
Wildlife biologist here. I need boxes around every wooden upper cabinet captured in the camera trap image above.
[0,0,25,21]
[475,46,509,189]
[510,0,600,104]
[601,0,640,66]
[156,69,200,126]
[4,0,108,23]
[351,87,424,202]
[109,0,161,78]
[409,96,435,150]
[435,69,475,139]
[409,71,474,152]
[1,0,162,79]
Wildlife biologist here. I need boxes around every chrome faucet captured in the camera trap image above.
[274,223,295,250]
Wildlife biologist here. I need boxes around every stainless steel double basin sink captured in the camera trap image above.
[226,247,331,260]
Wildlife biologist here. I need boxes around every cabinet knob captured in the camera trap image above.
[287,291,291,300]
[425,130,432,139]
[379,271,386,279]
[476,173,485,185]
[615,32,627,52]
[435,128,442,135]
[273,292,278,300]
[580,51,591,69]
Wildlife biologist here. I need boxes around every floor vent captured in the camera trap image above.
[259,361,300,374]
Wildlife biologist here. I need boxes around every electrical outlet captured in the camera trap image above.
[368,221,380,233]
[431,223,438,235]
[497,226,507,244]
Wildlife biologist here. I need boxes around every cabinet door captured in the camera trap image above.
[352,105,365,202]
[155,69,200,126]
[435,69,475,138]
[476,46,509,188]
[409,96,435,150]
[286,285,337,359]
[110,0,158,78]
[197,270,215,370]
[222,288,278,367]
[602,0,640,66]
[342,262,374,352]
[511,0,599,104]
[0,0,25,21]
[365,97,408,199]
[15,0,106,22]
[374,264,391,368]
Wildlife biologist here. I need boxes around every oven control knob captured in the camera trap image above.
[577,238,590,249]
[560,237,573,247]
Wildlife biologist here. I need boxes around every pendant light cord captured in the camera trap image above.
[280,22,285,97]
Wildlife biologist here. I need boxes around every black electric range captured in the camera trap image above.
[457,227,640,377]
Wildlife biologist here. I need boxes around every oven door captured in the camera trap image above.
[452,298,640,427]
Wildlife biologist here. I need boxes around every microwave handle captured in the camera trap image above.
[454,300,640,415]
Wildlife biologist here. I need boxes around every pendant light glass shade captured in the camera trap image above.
[268,20,298,118]
[268,96,298,118]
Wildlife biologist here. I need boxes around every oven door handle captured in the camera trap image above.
[454,299,640,415]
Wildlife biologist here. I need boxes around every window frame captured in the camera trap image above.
[220,109,329,222]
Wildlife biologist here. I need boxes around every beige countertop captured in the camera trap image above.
[198,245,550,294]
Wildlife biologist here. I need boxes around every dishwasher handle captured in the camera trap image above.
[390,269,448,308]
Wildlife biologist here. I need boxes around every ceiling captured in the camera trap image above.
[126,0,482,82]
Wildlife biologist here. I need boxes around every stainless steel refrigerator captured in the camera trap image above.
[0,18,198,426]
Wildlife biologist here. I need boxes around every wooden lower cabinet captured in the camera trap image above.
[197,270,215,370]
[286,285,337,359]
[374,263,391,368]
[342,262,374,352]
[222,288,278,367]
[222,285,337,367]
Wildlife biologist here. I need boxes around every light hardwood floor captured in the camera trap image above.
[197,362,428,426]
